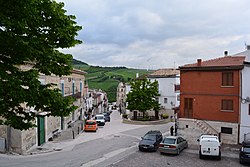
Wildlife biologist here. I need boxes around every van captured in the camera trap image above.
[197,135,221,160]
[95,114,105,126]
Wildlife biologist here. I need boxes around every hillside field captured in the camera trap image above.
[73,63,151,102]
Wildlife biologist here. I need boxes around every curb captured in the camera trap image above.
[122,119,171,125]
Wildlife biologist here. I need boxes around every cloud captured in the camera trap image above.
[58,0,250,69]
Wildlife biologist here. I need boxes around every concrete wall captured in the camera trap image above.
[178,118,238,145]
[240,65,250,143]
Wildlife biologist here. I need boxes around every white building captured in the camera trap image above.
[147,68,180,116]
[235,46,250,142]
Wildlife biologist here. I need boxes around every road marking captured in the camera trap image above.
[80,145,137,167]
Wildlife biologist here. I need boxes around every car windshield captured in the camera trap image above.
[86,121,96,125]
[96,116,104,119]
[243,147,250,153]
[163,138,176,144]
[143,134,156,141]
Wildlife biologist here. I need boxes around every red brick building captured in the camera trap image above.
[179,55,245,144]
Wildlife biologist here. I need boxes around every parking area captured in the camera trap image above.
[110,147,245,167]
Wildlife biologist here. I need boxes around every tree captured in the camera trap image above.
[126,78,160,119]
[0,0,82,130]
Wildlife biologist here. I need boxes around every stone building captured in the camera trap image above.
[0,63,87,154]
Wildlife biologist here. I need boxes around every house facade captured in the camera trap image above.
[179,55,245,144]
[148,68,180,117]
[235,46,250,142]
[0,63,87,154]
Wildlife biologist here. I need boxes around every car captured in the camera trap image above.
[95,114,106,126]
[159,136,188,155]
[103,112,110,122]
[197,134,221,160]
[239,140,250,164]
[84,120,98,132]
[138,130,163,152]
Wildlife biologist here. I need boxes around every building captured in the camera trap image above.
[116,82,126,113]
[179,54,245,144]
[234,46,250,142]
[0,63,87,154]
[148,68,180,118]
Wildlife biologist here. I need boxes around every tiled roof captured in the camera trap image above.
[180,56,245,68]
[148,68,179,78]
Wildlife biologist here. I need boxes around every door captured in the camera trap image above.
[184,98,193,118]
[37,116,45,146]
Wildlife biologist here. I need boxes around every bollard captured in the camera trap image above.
[72,130,75,139]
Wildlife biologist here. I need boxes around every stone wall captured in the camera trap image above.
[178,118,239,145]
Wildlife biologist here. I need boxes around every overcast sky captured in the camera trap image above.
[58,0,250,69]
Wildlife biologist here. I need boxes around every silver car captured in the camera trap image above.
[159,136,188,155]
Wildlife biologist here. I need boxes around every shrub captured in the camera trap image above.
[123,114,128,119]
[162,114,169,119]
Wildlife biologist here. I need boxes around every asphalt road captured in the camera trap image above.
[0,110,244,167]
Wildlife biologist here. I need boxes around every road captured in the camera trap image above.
[0,110,244,167]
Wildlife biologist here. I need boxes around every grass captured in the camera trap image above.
[73,61,152,102]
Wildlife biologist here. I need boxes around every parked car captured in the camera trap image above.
[103,112,110,122]
[95,114,105,126]
[138,130,163,151]
[159,136,188,155]
[239,140,250,164]
[84,120,98,132]
[197,134,221,160]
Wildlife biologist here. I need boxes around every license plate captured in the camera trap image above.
[164,146,169,148]
[88,126,92,127]
[143,146,148,149]
[203,150,210,153]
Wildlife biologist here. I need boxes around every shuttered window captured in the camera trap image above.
[222,72,233,86]
[221,99,233,111]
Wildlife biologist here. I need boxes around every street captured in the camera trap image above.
[0,110,245,167]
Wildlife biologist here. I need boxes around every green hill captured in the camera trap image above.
[72,59,151,102]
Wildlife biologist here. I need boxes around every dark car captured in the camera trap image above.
[240,140,250,164]
[103,112,110,122]
[139,130,163,152]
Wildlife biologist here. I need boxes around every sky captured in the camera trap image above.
[58,0,250,69]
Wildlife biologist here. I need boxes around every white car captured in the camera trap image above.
[197,135,221,160]
[95,114,105,126]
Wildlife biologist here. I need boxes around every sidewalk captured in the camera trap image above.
[27,120,84,155]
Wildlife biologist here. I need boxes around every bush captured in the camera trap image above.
[162,114,169,119]
[122,114,128,119]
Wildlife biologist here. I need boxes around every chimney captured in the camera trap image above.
[224,50,228,56]
[197,59,202,66]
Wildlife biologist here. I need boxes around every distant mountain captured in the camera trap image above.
[72,59,88,65]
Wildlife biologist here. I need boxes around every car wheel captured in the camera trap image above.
[217,152,221,160]
[199,151,203,159]
[239,158,244,164]
[177,149,180,155]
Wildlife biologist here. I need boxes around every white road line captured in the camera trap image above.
[80,145,137,167]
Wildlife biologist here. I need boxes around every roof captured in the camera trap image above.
[148,68,179,78]
[180,56,245,71]
[233,48,250,62]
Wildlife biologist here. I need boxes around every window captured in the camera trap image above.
[174,84,180,92]
[221,100,233,111]
[221,127,232,134]
[222,72,233,86]
[164,98,168,103]
[249,104,250,115]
